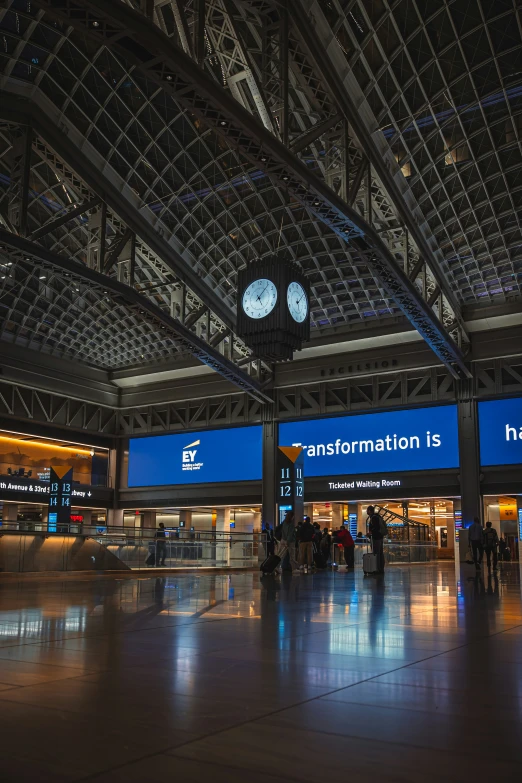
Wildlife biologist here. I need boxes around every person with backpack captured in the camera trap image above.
[336,525,355,568]
[468,517,484,570]
[483,521,499,572]
[367,505,387,573]
[155,522,167,567]
[275,510,299,573]
[298,516,315,572]
[320,527,331,565]
[263,522,275,557]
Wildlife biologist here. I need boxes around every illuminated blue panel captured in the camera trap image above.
[478,398,522,466]
[279,405,459,477]
[128,425,262,487]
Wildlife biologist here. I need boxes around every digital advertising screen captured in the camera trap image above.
[278,405,459,478]
[478,397,522,466]
[127,425,263,487]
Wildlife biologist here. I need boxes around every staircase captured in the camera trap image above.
[373,505,428,529]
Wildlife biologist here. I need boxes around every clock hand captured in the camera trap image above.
[256,284,269,303]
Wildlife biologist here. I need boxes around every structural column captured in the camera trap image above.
[81,509,92,527]
[3,503,18,524]
[517,495,522,568]
[107,508,124,529]
[142,511,157,530]
[214,507,230,565]
[109,440,124,532]
[446,504,455,552]
[331,504,343,528]
[262,415,278,528]
[457,383,482,559]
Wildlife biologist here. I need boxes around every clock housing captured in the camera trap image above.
[237,259,310,361]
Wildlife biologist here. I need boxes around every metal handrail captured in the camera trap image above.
[374,504,428,528]
[0,521,260,542]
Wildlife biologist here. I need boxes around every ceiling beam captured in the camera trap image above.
[29,0,471,379]
[290,0,467,333]
[0,228,272,404]
[0,93,236,332]
[29,197,101,240]
[290,113,343,154]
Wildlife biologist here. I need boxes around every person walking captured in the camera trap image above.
[336,525,355,568]
[276,510,299,573]
[483,521,499,572]
[498,535,507,562]
[468,517,484,570]
[298,516,315,572]
[320,527,331,565]
[263,522,275,557]
[367,505,386,574]
[155,522,167,567]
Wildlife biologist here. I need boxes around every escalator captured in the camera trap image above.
[373,505,431,540]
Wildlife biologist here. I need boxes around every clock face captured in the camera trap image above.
[242,278,278,319]
[287,281,308,323]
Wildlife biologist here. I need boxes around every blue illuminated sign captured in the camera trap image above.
[128,425,262,487]
[48,512,57,533]
[279,405,459,478]
[478,398,522,466]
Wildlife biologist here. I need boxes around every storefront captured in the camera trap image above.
[478,397,522,560]
[278,404,461,548]
[0,430,112,529]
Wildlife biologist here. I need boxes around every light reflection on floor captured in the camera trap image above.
[0,562,521,781]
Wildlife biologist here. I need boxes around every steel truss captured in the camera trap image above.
[0,106,274,394]
[0,229,272,402]
[0,358,520,437]
[24,0,470,378]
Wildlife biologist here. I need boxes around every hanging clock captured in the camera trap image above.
[237,259,310,361]
[242,278,278,319]
[287,281,308,323]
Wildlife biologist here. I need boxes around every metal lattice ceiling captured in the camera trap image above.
[323,0,522,302]
[0,0,519,387]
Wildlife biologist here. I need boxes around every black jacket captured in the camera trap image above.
[369,514,383,540]
[299,520,315,543]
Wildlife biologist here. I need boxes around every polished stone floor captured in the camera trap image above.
[0,561,521,781]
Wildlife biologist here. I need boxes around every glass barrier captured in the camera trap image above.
[0,528,440,573]
[0,525,262,572]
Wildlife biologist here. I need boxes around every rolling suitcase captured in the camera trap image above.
[363,552,378,575]
[145,551,156,566]
[260,553,281,574]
